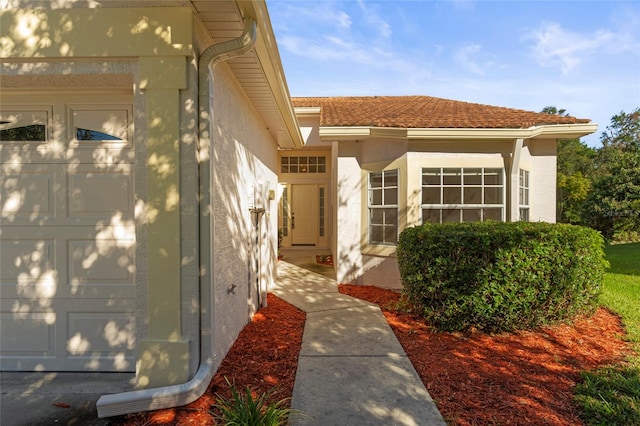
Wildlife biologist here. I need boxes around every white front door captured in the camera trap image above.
[291,184,317,246]
[0,92,136,372]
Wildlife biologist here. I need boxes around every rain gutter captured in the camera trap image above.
[96,17,258,418]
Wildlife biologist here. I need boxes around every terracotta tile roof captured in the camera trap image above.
[292,96,591,129]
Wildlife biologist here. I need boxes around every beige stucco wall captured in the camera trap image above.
[207,62,279,367]
[333,137,557,288]
[0,6,201,388]
[524,139,557,223]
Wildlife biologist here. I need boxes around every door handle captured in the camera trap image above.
[291,212,295,229]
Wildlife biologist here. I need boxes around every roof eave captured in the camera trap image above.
[318,123,598,141]
[239,1,303,148]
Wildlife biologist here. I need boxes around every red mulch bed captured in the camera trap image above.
[339,285,632,426]
[111,293,305,425]
[112,286,631,426]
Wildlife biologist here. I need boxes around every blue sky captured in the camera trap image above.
[267,0,640,147]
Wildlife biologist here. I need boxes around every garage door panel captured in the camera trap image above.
[68,170,133,219]
[68,239,135,288]
[0,311,56,356]
[1,299,135,372]
[1,168,56,223]
[0,238,55,282]
[1,227,135,300]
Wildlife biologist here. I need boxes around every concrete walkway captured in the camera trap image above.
[272,261,446,426]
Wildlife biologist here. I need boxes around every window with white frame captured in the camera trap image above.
[421,168,504,223]
[281,156,326,173]
[368,169,398,244]
[519,169,529,221]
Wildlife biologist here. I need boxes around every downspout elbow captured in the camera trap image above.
[97,17,258,419]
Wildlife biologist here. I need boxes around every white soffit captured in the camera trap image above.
[191,0,302,148]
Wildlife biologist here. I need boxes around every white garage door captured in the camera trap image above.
[0,92,136,372]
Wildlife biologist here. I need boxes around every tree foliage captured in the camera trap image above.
[542,106,596,224]
[546,106,639,241]
[585,109,640,241]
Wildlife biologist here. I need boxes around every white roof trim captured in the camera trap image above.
[318,123,599,141]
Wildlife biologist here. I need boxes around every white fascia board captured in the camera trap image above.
[407,123,599,140]
[318,123,598,142]
[318,126,407,140]
[295,107,322,116]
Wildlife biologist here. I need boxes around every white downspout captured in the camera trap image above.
[96,18,258,418]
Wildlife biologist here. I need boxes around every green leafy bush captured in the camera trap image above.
[397,222,608,332]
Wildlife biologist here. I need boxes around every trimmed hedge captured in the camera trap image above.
[397,222,608,332]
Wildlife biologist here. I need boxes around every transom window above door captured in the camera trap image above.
[422,167,505,223]
[281,156,326,173]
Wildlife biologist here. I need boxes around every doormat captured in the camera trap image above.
[316,254,333,266]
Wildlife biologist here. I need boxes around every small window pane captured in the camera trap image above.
[318,157,326,165]
[463,209,481,222]
[318,165,326,173]
[384,188,397,205]
[484,187,502,204]
[370,188,382,205]
[442,209,461,222]
[484,208,502,221]
[463,187,482,204]
[384,208,397,225]
[76,128,122,141]
[423,187,440,204]
[370,172,383,188]
[443,169,461,185]
[282,157,289,165]
[290,157,298,165]
[384,170,398,187]
[423,209,440,223]
[309,157,317,164]
[370,225,383,243]
[464,169,482,185]
[370,209,384,225]
[484,169,502,185]
[384,226,398,244]
[443,187,461,204]
[290,165,298,173]
[0,124,46,141]
[422,169,440,185]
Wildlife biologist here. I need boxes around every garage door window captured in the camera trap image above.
[0,124,46,141]
[0,109,49,142]
[76,128,122,141]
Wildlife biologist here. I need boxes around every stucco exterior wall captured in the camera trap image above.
[333,138,558,288]
[335,142,364,284]
[0,6,203,387]
[209,62,279,367]
[524,139,557,223]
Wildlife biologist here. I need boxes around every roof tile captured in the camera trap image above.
[291,96,591,129]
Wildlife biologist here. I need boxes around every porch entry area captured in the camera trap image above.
[281,183,328,249]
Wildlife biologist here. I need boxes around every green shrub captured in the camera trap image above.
[397,222,608,332]
[211,378,306,426]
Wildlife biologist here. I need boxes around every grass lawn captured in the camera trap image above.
[574,242,640,425]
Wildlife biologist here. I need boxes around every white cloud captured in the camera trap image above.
[357,0,392,38]
[454,43,495,75]
[524,22,631,74]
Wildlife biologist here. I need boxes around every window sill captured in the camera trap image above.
[362,244,397,257]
